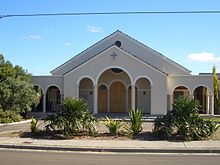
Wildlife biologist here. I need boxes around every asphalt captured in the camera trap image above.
[0,120,220,153]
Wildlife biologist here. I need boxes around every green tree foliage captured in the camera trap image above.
[0,54,39,122]
[45,97,97,138]
[153,97,219,141]
[213,66,220,114]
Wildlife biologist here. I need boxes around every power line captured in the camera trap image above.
[1,10,220,19]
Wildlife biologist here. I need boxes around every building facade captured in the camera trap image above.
[32,30,215,115]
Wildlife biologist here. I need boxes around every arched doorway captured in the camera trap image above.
[193,86,209,114]
[173,86,190,101]
[79,78,94,112]
[46,86,61,112]
[98,85,108,113]
[97,67,131,113]
[135,78,151,114]
[32,86,43,112]
[110,81,126,112]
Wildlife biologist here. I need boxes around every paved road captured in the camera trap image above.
[0,149,220,165]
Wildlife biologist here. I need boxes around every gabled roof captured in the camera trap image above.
[51,30,191,76]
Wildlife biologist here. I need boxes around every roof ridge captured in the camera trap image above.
[119,47,168,75]
[117,30,191,73]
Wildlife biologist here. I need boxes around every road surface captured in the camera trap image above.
[0,149,220,165]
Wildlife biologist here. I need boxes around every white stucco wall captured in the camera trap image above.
[167,75,214,95]
[31,76,64,94]
[64,45,168,115]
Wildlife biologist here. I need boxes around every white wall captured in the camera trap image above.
[32,76,64,94]
[64,45,168,115]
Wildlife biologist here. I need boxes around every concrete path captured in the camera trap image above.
[0,136,220,153]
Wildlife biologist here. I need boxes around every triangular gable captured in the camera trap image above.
[64,45,168,76]
[51,30,190,76]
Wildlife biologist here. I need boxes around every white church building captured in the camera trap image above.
[31,30,214,115]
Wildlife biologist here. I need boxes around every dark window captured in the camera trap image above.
[111,68,123,74]
[115,40,121,47]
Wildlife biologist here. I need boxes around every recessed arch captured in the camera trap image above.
[95,65,133,85]
[109,79,129,89]
[172,85,190,101]
[193,85,211,114]
[135,77,151,114]
[192,84,213,95]
[78,77,94,112]
[171,85,191,95]
[134,75,153,87]
[46,86,61,112]
[77,76,95,86]
[32,85,43,112]
[45,84,62,95]
[98,84,108,113]
[33,83,45,94]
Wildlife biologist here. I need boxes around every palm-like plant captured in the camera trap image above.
[105,117,123,135]
[125,109,143,135]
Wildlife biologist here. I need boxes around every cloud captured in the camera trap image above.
[187,52,220,62]
[87,26,103,33]
[23,35,42,40]
[64,42,71,47]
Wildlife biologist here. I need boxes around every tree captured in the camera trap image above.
[153,97,219,141]
[0,54,39,122]
[213,66,219,114]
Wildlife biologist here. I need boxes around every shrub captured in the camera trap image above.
[0,109,22,123]
[153,96,220,141]
[105,117,123,135]
[30,117,39,133]
[125,109,143,135]
[45,97,97,137]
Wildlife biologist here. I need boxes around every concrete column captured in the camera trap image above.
[170,95,173,111]
[93,85,98,114]
[107,89,110,113]
[76,85,79,98]
[125,88,128,112]
[206,95,210,114]
[210,95,214,116]
[189,94,194,99]
[43,94,46,113]
[131,85,136,110]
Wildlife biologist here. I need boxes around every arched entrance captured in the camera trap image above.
[193,86,209,114]
[79,78,94,112]
[97,67,131,113]
[173,86,190,101]
[32,86,43,112]
[110,81,126,113]
[135,78,151,114]
[46,86,61,112]
[98,85,108,113]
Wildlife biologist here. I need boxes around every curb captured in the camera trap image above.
[0,120,31,127]
[0,144,220,153]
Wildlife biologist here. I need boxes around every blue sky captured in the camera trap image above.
[0,0,220,75]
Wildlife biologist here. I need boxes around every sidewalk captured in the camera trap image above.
[1,136,220,153]
[1,120,220,153]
